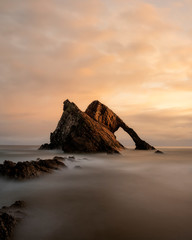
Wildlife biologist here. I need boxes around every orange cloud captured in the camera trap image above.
[0,0,192,145]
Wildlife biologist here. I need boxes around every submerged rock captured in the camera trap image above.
[39,100,155,152]
[0,157,66,180]
[0,201,26,240]
[74,165,82,169]
[155,150,164,154]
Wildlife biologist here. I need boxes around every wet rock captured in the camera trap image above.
[38,143,55,150]
[39,100,155,152]
[0,158,66,180]
[53,156,66,161]
[0,201,26,240]
[0,213,16,240]
[155,150,164,154]
[2,201,26,210]
[74,165,82,169]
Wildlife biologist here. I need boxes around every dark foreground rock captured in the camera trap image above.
[39,100,155,152]
[0,201,26,240]
[0,157,66,180]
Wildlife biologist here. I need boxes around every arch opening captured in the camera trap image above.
[114,127,135,148]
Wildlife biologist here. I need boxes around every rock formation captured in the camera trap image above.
[155,150,164,154]
[85,101,154,150]
[39,100,155,152]
[40,100,124,153]
[0,201,26,240]
[0,157,66,180]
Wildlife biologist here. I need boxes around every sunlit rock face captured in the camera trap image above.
[39,100,154,152]
[85,100,122,133]
[85,100,155,150]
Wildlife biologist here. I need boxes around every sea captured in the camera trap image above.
[0,145,192,240]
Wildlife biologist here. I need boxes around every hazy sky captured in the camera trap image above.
[0,0,192,146]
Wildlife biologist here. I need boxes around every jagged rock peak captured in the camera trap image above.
[63,99,79,111]
[39,99,155,152]
[40,99,123,153]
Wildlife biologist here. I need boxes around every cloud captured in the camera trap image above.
[0,0,192,145]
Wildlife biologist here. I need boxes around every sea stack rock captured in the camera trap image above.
[85,101,155,150]
[39,100,155,152]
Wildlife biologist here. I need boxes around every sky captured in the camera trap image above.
[0,0,192,146]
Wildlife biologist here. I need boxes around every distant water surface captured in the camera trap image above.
[0,145,64,163]
[0,145,192,240]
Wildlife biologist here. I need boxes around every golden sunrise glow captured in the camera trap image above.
[0,0,191,146]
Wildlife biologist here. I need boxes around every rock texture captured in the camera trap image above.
[0,157,66,180]
[40,100,155,152]
[85,101,155,150]
[0,201,26,240]
[40,100,123,153]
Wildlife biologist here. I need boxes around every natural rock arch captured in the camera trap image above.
[39,100,155,153]
[85,101,154,150]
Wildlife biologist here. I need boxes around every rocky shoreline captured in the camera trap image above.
[0,156,66,180]
[0,150,165,240]
[0,155,76,239]
[0,201,26,240]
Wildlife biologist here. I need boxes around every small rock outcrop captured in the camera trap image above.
[155,150,164,154]
[39,100,155,152]
[0,157,66,180]
[0,201,26,240]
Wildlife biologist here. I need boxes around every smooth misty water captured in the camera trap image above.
[0,146,192,240]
